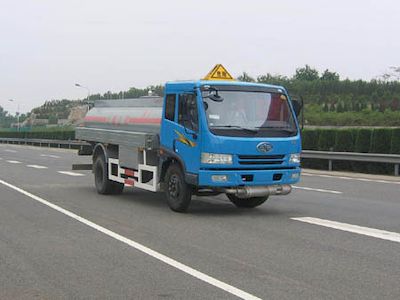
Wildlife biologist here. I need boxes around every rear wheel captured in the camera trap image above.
[226,194,268,208]
[165,164,192,212]
[94,155,124,195]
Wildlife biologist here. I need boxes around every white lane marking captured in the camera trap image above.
[292,217,400,243]
[292,185,342,194]
[3,149,17,153]
[0,179,261,300]
[57,171,85,177]
[6,160,21,164]
[27,165,48,169]
[0,157,2,160]
[302,173,400,185]
[41,154,60,159]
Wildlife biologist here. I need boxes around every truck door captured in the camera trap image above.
[174,93,201,174]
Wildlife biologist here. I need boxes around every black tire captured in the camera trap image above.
[165,164,192,212]
[226,194,268,208]
[93,155,124,195]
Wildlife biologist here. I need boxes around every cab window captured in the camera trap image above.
[165,94,176,121]
[178,94,198,132]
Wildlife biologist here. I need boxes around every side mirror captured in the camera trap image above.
[289,94,304,130]
[208,93,224,102]
[203,87,224,102]
[292,100,302,117]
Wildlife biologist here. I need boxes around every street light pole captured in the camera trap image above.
[75,83,90,102]
[8,99,20,131]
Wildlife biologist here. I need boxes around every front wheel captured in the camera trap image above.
[226,194,268,208]
[165,164,192,212]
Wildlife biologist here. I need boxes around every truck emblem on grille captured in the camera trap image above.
[257,142,273,153]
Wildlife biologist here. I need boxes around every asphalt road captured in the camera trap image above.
[0,144,400,299]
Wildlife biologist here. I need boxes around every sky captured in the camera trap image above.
[1,0,399,114]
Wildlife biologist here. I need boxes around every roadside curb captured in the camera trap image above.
[302,168,400,182]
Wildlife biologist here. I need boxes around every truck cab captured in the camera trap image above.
[159,80,301,210]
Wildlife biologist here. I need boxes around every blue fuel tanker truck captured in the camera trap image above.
[75,65,302,212]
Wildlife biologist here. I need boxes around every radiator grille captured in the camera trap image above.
[238,154,285,165]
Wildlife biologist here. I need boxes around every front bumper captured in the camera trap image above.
[198,167,301,187]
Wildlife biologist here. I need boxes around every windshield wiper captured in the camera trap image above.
[212,125,259,133]
[255,126,297,133]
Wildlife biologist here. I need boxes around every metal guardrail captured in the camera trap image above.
[1,138,399,176]
[0,137,87,149]
[302,150,400,176]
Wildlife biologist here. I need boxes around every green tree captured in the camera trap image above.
[0,106,7,120]
[294,65,319,81]
[336,102,345,113]
[0,106,15,128]
[12,65,400,129]
[237,72,255,82]
[320,69,340,81]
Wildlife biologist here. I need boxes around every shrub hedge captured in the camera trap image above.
[301,127,400,175]
[301,129,320,150]
[334,129,355,152]
[353,129,373,172]
[368,129,393,173]
[333,129,355,170]
[354,129,372,153]
[0,130,75,140]
[302,128,400,154]
[390,128,400,154]
[317,129,336,151]
[301,129,324,169]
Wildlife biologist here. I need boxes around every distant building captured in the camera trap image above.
[57,119,69,125]
[33,119,49,126]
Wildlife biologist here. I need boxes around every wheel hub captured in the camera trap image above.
[168,174,180,198]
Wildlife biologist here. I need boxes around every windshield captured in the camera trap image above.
[202,90,297,137]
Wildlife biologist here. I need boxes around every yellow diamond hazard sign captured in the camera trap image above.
[203,64,234,81]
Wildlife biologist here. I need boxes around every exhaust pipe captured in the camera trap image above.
[225,185,292,198]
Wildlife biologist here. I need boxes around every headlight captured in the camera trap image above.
[289,153,301,164]
[201,153,233,165]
